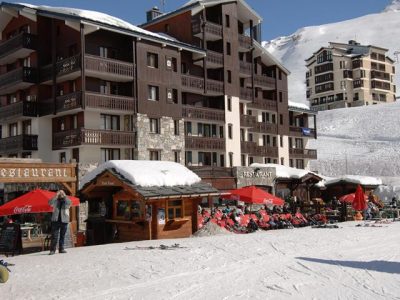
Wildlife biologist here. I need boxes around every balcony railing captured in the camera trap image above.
[85,54,134,78]
[249,122,278,134]
[56,91,83,112]
[53,128,136,149]
[253,74,275,89]
[289,126,316,138]
[192,19,223,39]
[0,67,37,90]
[0,32,37,62]
[85,92,136,112]
[289,148,317,159]
[0,134,38,153]
[241,141,278,157]
[0,99,37,121]
[240,114,257,127]
[371,71,390,81]
[239,61,252,75]
[181,75,223,95]
[248,99,277,111]
[206,50,223,66]
[238,34,251,49]
[371,80,391,91]
[182,106,225,122]
[56,54,81,77]
[185,136,225,150]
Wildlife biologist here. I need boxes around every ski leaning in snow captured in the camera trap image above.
[0,260,13,283]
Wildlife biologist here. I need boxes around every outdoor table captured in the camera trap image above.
[21,226,34,241]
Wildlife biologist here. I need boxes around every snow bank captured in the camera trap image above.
[192,221,231,237]
[80,160,201,188]
[383,0,400,12]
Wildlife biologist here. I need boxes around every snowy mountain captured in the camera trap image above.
[264,1,400,104]
[309,101,400,187]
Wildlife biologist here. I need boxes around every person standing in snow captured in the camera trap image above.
[48,190,72,255]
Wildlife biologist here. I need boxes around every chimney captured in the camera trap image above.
[348,40,360,46]
[146,7,163,22]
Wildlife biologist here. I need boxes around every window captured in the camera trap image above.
[174,120,180,135]
[279,91,283,102]
[147,52,158,68]
[149,118,160,134]
[296,159,304,169]
[279,70,282,80]
[272,114,276,124]
[174,151,180,163]
[229,152,233,167]
[227,97,232,111]
[59,152,66,163]
[148,85,159,101]
[280,157,284,165]
[279,114,283,125]
[226,42,231,55]
[166,56,177,72]
[227,70,232,83]
[149,150,160,161]
[219,126,224,138]
[167,88,178,103]
[220,154,225,167]
[262,112,270,123]
[228,124,233,139]
[101,114,119,130]
[225,14,230,27]
[289,159,294,168]
[248,156,254,165]
[185,151,192,165]
[101,148,120,162]
[9,123,17,137]
[240,129,245,141]
[185,121,192,135]
[272,136,277,147]
[241,154,246,166]
[280,136,283,147]
[248,133,253,142]
[168,199,183,219]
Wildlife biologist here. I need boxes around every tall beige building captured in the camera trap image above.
[306,40,396,111]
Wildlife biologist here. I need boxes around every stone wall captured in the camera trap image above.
[135,113,185,162]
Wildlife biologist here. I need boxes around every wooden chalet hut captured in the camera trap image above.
[79,160,220,244]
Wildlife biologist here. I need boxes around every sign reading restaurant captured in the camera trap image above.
[234,166,276,188]
[0,162,76,183]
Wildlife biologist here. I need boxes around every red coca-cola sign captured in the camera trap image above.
[13,205,32,214]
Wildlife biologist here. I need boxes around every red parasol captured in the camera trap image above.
[223,186,284,206]
[339,193,368,203]
[352,185,367,211]
[0,189,80,216]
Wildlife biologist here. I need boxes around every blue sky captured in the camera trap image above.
[10,0,392,40]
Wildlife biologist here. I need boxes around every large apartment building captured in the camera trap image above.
[0,0,317,171]
[306,40,396,111]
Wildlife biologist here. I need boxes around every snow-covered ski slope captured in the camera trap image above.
[0,221,399,299]
[264,0,400,104]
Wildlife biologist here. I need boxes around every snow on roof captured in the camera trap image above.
[324,175,382,186]
[288,101,310,111]
[80,160,201,189]
[250,163,318,180]
[17,3,176,43]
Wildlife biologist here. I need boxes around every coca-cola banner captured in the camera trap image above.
[13,205,32,214]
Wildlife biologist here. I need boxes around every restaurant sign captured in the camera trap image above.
[0,163,76,183]
[235,166,276,188]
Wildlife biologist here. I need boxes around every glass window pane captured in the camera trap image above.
[168,208,174,219]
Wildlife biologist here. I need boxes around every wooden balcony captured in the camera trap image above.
[181,75,224,95]
[240,114,257,127]
[192,19,223,41]
[249,122,278,134]
[371,80,391,91]
[240,88,253,101]
[289,148,317,159]
[85,92,136,112]
[52,128,136,150]
[185,136,225,151]
[0,33,37,65]
[56,91,83,113]
[238,34,251,50]
[206,50,223,68]
[40,55,81,83]
[241,141,278,157]
[253,74,275,90]
[239,61,252,76]
[289,126,317,138]
[371,71,390,81]
[0,99,37,122]
[182,106,225,122]
[0,134,38,154]
[85,54,134,82]
[248,99,277,111]
[0,67,37,95]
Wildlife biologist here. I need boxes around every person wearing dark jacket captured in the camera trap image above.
[48,190,72,255]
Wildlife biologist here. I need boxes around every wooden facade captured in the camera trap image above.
[80,169,219,243]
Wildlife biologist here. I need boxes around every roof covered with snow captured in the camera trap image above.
[251,163,321,180]
[1,2,204,54]
[288,101,316,114]
[324,175,383,187]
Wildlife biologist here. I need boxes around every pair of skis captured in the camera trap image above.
[125,243,186,250]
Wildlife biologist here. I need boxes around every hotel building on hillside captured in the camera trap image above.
[0,0,317,173]
[306,40,396,111]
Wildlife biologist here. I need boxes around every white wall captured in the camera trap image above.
[225,95,241,166]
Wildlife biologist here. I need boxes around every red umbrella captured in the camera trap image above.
[224,186,284,206]
[352,185,367,211]
[0,189,80,216]
[339,193,368,203]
